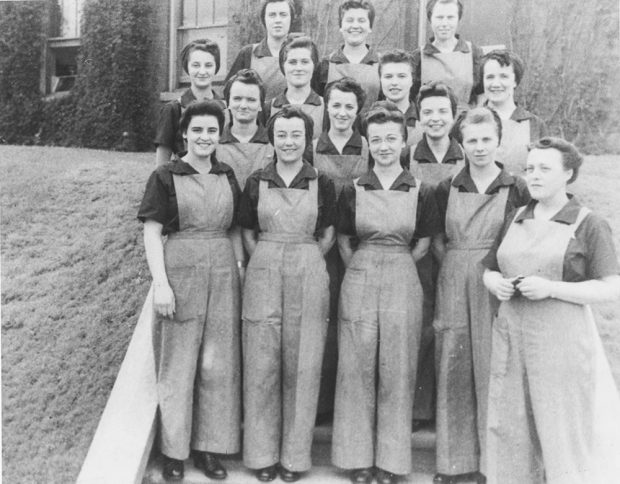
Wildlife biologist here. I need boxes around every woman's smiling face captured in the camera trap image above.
[185,115,220,158]
[273,116,306,164]
[187,50,217,90]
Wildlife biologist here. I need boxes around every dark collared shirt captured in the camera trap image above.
[138,156,241,235]
[314,44,379,96]
[337,169,441,239]
[315,130,364,155]
[411,35,484,104]
[483,196,620,281]
[225,38,273,82]
[238,160,337,235]
[434,163,531,228]
[509,104,548,141]
[154,88,225,154]
[262,89,324,122]
[219,124,270,145]
[413,135,464,164]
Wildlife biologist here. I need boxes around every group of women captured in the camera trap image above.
[139,1,620,483]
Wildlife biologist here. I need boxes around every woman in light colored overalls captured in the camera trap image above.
[333,106,441,484]
[139,101,245,481]
[432,107,530,484]
[483,137,620,484]
[239,106,336,483]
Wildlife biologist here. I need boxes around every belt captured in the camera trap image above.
[259,232,317,244]
[446,240,494,250]
[168,230,228,240]
[358,241,411,254]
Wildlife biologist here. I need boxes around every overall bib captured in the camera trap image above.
[332,182,423,475]
[251,46,288,105]
[486,208,620,484]
[242,178,329,472]
[216,142,274,189]
[411,159,465,421]
[434,185,508,475]
[153,172,241,460]
[421,45,474,113]
[270,99,325,140]
[313,140,370,416]
[327,62,380,114]
[496,118,531,176]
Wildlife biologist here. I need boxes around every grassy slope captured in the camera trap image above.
[1,147,619,483]
[1,145,152,482]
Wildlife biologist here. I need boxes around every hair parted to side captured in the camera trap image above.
[378,49,415,77]
[480,49,525,87]
[416,81,458,117]
[179,100,226,135]
[260,0,296,27]
[451,106,503,145]
[266,104,314,150]
[324,77,366,114]
[529,137,583,184]
[338,0,376,28]
[364,102,408,142]
[278,35,319,75]
[223,68,266,106]
[426,0,463,20]
[180,38,221,74]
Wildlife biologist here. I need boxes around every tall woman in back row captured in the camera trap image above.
[432,106,530,484]
[333,107,440,484]
[483,137,620,484]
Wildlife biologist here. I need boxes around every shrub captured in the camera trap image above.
[0,2,45,144]
[72,0,157,151]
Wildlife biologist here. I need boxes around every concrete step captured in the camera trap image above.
[143,425,443,484]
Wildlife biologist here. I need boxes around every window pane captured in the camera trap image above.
[182,0,197,27]
[196,0,214,26]
[214,0,227,24]
[59,0,83,37]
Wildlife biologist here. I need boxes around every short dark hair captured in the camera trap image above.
[223,68,266,107]
[426,0,463,20]
[364,103,408,142]
[378,49,415,77]
[451,106,502,145]
[529,137,583,184]
[324,77,366,114]
[480,49,525,87]
[266,104,314,149]
[180,38,221,74]
[278,35,319,75]
[260,0,296,27]
[338,1,376,28]
[179,100,226,135]
[416,81,458,117]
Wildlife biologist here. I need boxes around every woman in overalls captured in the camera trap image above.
[409,81,464,431]
[216,69,274,189]
[432,107,530,484]
[332,107,440,484]
[263,36,324,141]
[239,106,336,483]
[225,0,294,105]
[412,0,483,113]
[314,1,380,113]
[138,101,244,481]
[481,49,548,175]
[155,39,226,166]
[313,77,368,422]
[483,137,620,484]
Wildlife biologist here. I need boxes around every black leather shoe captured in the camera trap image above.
[162,455,184,481]
[350,467,373,484]
[278,465,301,482]
[194,451,227,480]
[255,465,277,482]
[376,468,397,484]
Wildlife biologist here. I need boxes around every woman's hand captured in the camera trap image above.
[516,276,554,300]
[153,282,175,318]
[483,270,516,301]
